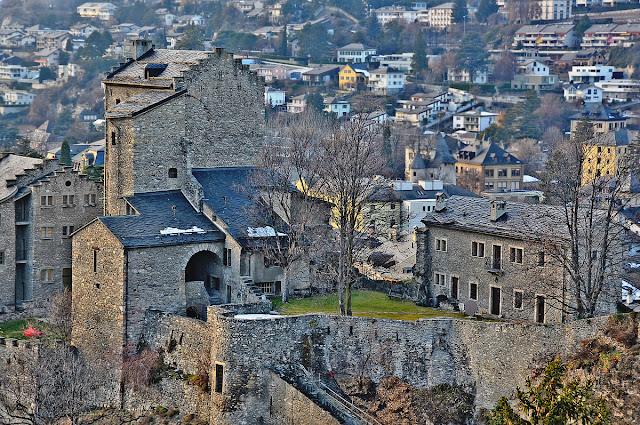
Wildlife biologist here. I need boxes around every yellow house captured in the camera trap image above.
[582,129,635,185]
[339,64,369,91]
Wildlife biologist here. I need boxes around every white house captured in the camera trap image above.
[264,86,285,108]
[538,0,572,21]
[0,65,28,80]
[447,68,488,84]
[1,89,36,105]
[373,6,421,25]
[70,24,99,37]
[427,2,454,28]
[563,84,603,104]
[336,43,377,63]
[286,94,307,113]
[568,65,614,84]
[594,80,640,102]
[453,110,499,132]
[371,53,414,73]
[520,60,550,76]
[368,67,405,95]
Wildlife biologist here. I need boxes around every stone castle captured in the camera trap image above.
[43,40,609,424]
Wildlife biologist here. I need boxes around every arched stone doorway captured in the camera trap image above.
[185,251,223,317]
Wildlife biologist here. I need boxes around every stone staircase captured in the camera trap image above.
[241,276,264,300]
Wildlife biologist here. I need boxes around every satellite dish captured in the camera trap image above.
[464,300,477,317]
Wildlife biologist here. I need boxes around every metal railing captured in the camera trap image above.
[298,364,383,425]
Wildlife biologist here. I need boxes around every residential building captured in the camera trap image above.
[72,143,105,172]
[70,23,99,37]
[36,32,69,50]
[336,43,376,63]
[323,97,351,117]
[368,67,405,95]
[76,2,117,20]
[286,94,307,113]
[563,84,603,104]
[511,65,558,91]
[568,65,615,84]
[0,65,27,80]
[265,86,285,108]
[558,49,606,67]
[301,66,340,85]
[0,154,103,309]
[456,141,524,193]
[582,129,638,185]
[416,196,618,322]
[371,53,414,73]
[512,24,577,49]
[518,59,550,76]
[405,137,458,185]
[35,48,60,68]
[570,104,627,134]
[538,0,571,21]
[428,2,454,29]
[338,64,369,90]
[453,110,499,132]
[581,24,640,48]
[373,6,421,25]
[595,80,640,102]
[447,68,488,84]
[249,63,290,82]
[1,89,36,105]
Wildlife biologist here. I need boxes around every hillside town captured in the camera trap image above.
[1,0,640,424]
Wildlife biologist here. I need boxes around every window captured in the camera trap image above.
[390,219,396,226]
[215,363,224,393]
[538,252,545,266]
[41,195,53,207]
[469,282,478,300]
[390,203,395,210]
[223,248,232,266]
[509,247,523,264]
[41,227,53,239]
[62,195,74,207]
[514,290,523,309]
[451,276,459,298]
[434,272,446,286]
[257,281,275,294]
[62,225,75,237]
[85,193,97,206]
[498,169,507,177]
[41,268,53,281]
[485,169,494,177]
[471,241,485,257]
[0,251,4,265]
[168,168,177,178]
[511,169,521,177]
[111,131,116,146]
[435,238,447,252]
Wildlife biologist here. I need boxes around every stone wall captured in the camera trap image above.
[205,308,608,422]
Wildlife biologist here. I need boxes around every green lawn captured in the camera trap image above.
[270,290,469,321]
[0,318,53,340]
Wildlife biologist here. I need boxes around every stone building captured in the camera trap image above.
[456,141,524,194]
[72,41,297,362]
[405,136,457,185]
[415,196,619,323]
[0,154,103,310]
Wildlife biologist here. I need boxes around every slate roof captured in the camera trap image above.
[457,141,522,166]
[0,154,43,201]
[422,196,569,241]
[105,89,185,118]
[410,151,427,169]
[570,103,627,122]
[192,167,283,247]
[338,43,374,51]
[105,48,210,82]
[98,190,223,248]
[428,136,457,167]
[394,184,480,201]
[587,129,636,147]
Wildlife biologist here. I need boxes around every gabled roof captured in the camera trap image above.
[586,129,636,147]
[338,43,374,51]
[570,103,627,122]
[0,154,43,201]
[394,183,480,201]
[98,190,224,248]
[457,141,522,166]
[422,196,568,241]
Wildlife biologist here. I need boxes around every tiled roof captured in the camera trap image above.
[422,196,569,241]
[587,129,636,147]
[98,190,224,248]
[457,141,522,166]
[0,154,43,201]
[105,89,185,118]
[394,184,480,201]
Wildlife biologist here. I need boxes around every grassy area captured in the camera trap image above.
[0,318,53,340]
[270,290,469,321]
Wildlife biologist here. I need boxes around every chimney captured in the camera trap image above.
[131,39,153,60]
[490,200,507,222]
[435,192,446,212]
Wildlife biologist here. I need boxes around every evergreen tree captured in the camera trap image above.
[281,24,288,56]
[456,32,488,81]
[298,23,330,61]
[176,25,205,50]
[476,0,499,22]
[60,139,72,167]
[575,15,591,39]
[411,32,428,77]
[306,93,324,114]
[453,0,467,23]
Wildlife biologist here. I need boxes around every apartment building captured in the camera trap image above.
[512,24,577,49]
[581,24,640,48]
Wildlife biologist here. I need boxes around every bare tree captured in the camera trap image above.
[251,109,333,303]
[538,120,637,318]
[317,114,384,315]
[534,94,567,133]
[508,138,543,176]
[542,126,564,154]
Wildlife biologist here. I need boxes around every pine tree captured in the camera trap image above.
[453,0,467,23]
[281,24,288,56]
[60,139,72,167]
[411,32,428,78]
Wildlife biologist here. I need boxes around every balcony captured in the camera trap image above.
[485,257,503,275]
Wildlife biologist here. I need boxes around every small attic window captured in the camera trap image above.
[145,63,168,79]
[168,168,177,178]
